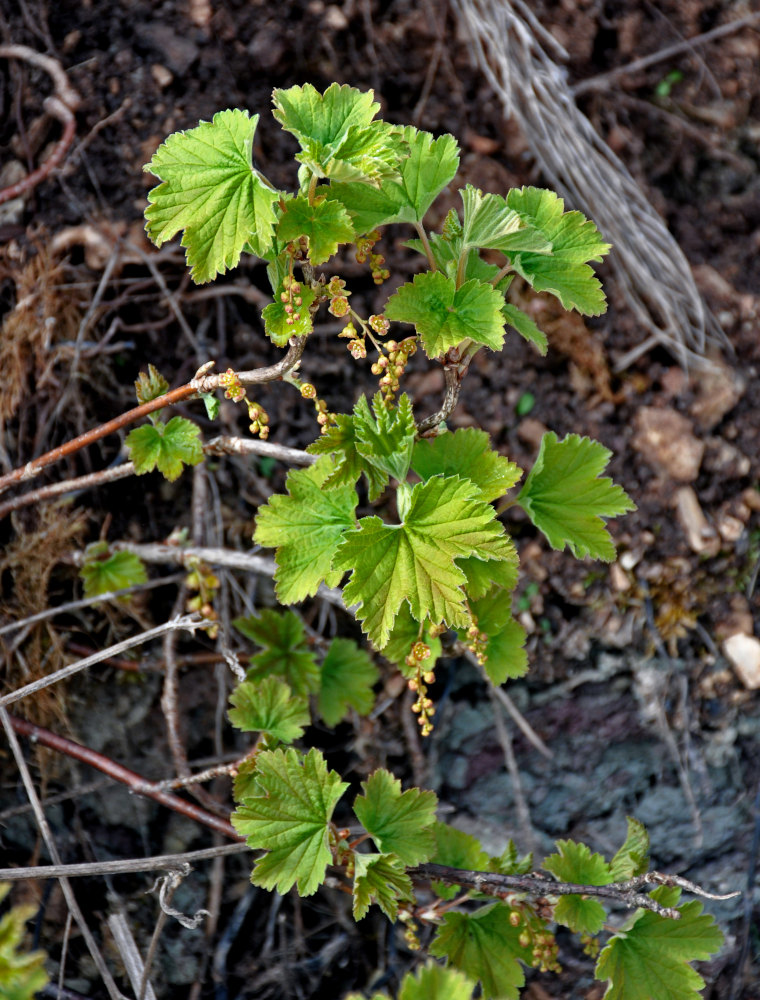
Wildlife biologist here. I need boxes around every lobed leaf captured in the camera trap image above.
[399,962,476,1000]
[228,676,309,744]
[543,840,613,936]
[253,456,358,604]
[506,186,610,316]
[516,432,635,561]
[79,547,147,599]
[276,194,354,265]
[354,393,416,490]
[460,184,552,256]
[126,416,203,482]
[609,817,650,881]
[231,747,348,896]
[595,886,724,1000]
[385,272,507,358]
[353,769,437,866]
[318,637,378,726]
[144,109,280,283]
[352,853,413,921]
[411,428,522,503]
[430,902,532,1000]
[234,609,320,696]
[261,280,316,346]
[430,822,490,900]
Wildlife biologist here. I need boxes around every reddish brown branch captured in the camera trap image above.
[8,713,240,842]
[0,45,81,206]
[0,337,307,497]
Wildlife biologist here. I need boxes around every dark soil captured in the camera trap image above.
[1,1,759,998]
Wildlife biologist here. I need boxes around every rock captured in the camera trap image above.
[631,406,704,482]
[723,633,760,689]
[690,362,745,431]
[134,23,199,75]
[674,486,720,556]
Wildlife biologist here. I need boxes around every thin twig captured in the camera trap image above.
[0,45,81,205]
[409,862,739,918]
[6,713,240,841]
[0,708,128,1000]
[0,615,206,707]
[487,687,536,854]
[572,12,760,96]
[0,337,308,496]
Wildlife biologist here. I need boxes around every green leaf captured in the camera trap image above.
[231,747,348,896]
[430,822,491,900]
[272,83,405,184]
[354,393,416,490]
[79,545,147,598]
[412,428,522,503]
[318,637,378,726]
[144,109,280,283]
[595,886,724,1000]
[0,884,49,1000]
[470,607,528,685]
[335,475,514,649]
[458,555,520,603]
[501,303,548,356]
[517,433,636,561]
[234,609,320,696]
[261,280,317,346]
[352,853,413,921]
[609,817,650,881]
[353,769,437,865]
[330,126,460,232]
[228,676,309,743]
[506,186,611,316]
[460,185,552,256]
[276,194,354,265]
[543,840,613,935]
[253,456,358,604]
[488,840,533,876]
[134,364,169,404]
[126,416,203,482]
[307,413,386,497]
[386,272,507,358]
[430,903,532,1000]
[399,962,476,1000]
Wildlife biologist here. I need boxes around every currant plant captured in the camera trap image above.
[139,83,727,998]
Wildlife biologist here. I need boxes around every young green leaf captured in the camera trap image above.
[460,184,552,256]
[353,769,437,866]
[501,302,548,356]
[134,364,169,404]
[385,272,507,358]
[489,840,533,877]
[79,546,147,599]
[253,456,358,603]
[352,853,413,921]
[411,428,523,503]
[329,126,460,232]
[272,83,405,184]
[354,393,416,490]
[306,413,387,497]
[609,817,650,881]
[126,416,203,482]
[458,554,520,603]
[261,280,317,346]
[506,186,611,316]
[318,637,378,726]
[228,676,309,744]
[335,475,514,649]
[234,609,320,696]
[516,432,635,561]
[430,903,532,1000]
[144,109,280,283]
[595,886,724,1000]
[276,194,354,265]
[430,822,491,900]
[399,962,476,1000]
[543,840,613,935]
[0,883,50,1000]
[231,747,348,896]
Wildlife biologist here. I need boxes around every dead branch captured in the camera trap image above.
[0,45,81,205]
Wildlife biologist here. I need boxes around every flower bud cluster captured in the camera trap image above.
[355,229,389,284]
[221,369,270,439]
[327,275,351,319]
[186,560,220,638]
[221,368,245,403]
[370,335,417,402]
[281,273,303,327]
[406,641,435,737]
[466,622,488,664]
[398,908,421,951]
